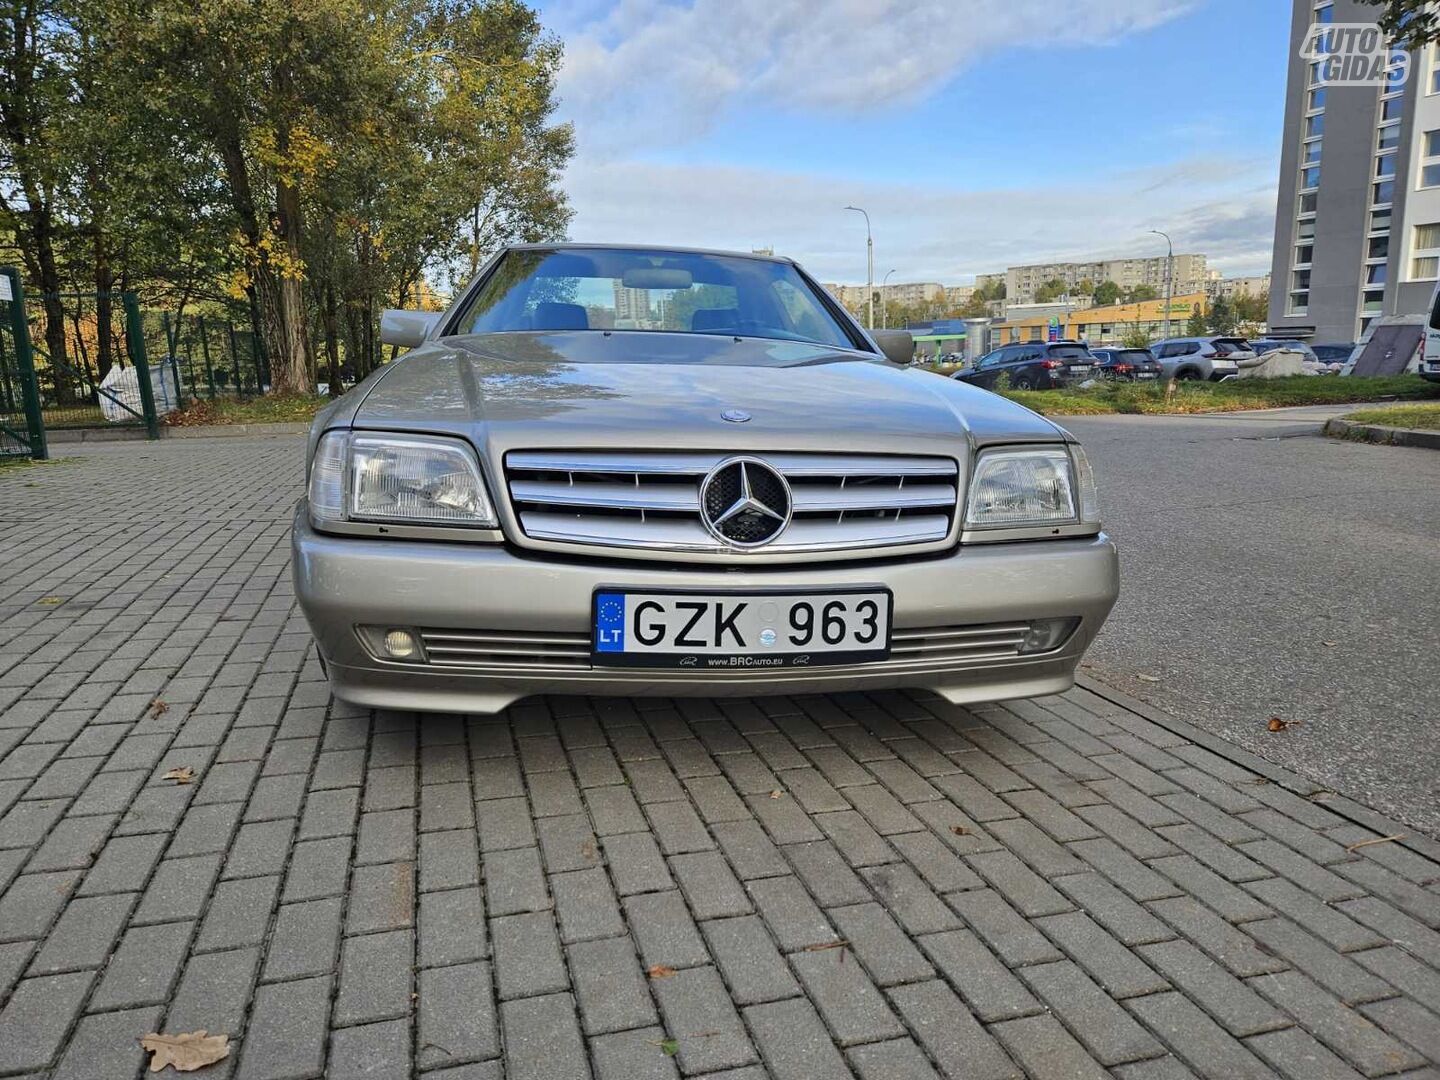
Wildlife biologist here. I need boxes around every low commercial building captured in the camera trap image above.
[989,293,1207,347]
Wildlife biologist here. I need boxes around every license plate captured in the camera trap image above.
[593,590,891,668]
[1136,372,1157,379]
[1068,365,1091,374]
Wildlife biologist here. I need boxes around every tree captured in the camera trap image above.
[957,293,990,319]
[1124,284,1158,303]
[1233,290,1269,325]
[1034,278,1068,303]
[1360,1,1439,50]
[1092,280,1121,306]
[1206,295,1236,336]
[1186,307,1208,336]
[1120,325,1151,348]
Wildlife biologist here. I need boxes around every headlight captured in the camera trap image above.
[966,445,1099,530]
[308,431,498,529]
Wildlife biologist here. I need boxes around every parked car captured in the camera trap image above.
[1250,339,1319,363]
[952,340,1098,390]
[1087,347,1163,381]
[1311,343,1353,364]
[292,243,1118,715]
[1149,336,1254,381]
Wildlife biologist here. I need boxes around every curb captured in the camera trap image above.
[1323,416,1440,449]
[46,421,309,443]
[1076,673,1440,861]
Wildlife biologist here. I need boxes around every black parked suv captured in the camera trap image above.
[1088,347,1163,381]
[954,340,1097,390]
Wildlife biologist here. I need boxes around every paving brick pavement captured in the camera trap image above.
[1,436,1438,1079]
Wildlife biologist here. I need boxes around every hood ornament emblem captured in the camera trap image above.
[721,409,750,423]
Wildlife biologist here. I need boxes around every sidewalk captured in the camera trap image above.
[1,438,1437,1080]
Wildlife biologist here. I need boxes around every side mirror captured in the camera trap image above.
[870,329,914,365]
[380,309,442,348]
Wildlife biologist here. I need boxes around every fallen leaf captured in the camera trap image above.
[149,699,169,718]
[768,790,783,799]
[1345,833,1406,853]
[658,1038,679,1057]
[802,939,849,952]
[646,965,677,979]
[950,825,970,836]
[1266,717,1302,732]
[1135,674,1161,683]
[162,767,195,785]
[141,1030,230,1072]
[36,596,63,606]
[1322,641,1337,647]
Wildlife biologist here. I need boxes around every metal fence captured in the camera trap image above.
[149,310,270,402]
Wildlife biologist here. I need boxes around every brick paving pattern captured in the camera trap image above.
[1,437,1438,1079]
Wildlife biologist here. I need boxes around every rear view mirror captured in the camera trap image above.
[622,267,693,290]
[380,309,443,348]
[870,329,914,365]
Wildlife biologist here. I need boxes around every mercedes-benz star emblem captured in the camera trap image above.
[699,457,792,548]
[721,409,750,423]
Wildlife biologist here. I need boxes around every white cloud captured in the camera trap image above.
[555,0,1196,149]
[562,154,1278,281]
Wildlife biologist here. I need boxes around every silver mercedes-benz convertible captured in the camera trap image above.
[292,244,1118,714]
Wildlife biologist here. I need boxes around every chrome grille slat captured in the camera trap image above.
[412,621,1028,672]
[505,450,960,557]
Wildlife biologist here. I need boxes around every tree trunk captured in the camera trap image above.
[95,245,114,381]
[29,210,75,403]
[321,281,340,398]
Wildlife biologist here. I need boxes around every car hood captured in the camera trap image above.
[346,331,1063,459]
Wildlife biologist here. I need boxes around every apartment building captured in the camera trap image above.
[1209,274,1272,299]
[1269,0,1440,341]
[1002,254,1209,304]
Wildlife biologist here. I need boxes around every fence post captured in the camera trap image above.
[122,292,160,439]
[1,266,47,460]
[198,317,216,399]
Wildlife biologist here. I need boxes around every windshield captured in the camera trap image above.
[451,248,858,351]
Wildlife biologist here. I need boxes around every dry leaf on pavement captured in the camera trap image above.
[768,790,783,799]
[950,825,970,836]
[1266,717,1302,732]
[802,939,849,952]
[141,1030,230,1072]
[1135,674,1161,683]
[149,699,169,718]
[162,767,195,785]
[646,965,677,979]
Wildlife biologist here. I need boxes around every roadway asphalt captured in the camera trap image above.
[1062,405,1440,837]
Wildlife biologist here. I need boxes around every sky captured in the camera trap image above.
[535,0,1291,285]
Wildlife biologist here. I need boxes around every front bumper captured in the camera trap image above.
[292,507,1119,714]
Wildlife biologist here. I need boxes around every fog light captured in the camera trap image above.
[384,629,419,659]
[1019,618,1079,655]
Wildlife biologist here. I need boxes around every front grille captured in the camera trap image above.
[419,629,591,670]
[504,451,960,556]
[413,622,1026,672]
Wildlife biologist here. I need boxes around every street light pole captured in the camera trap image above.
[1150,229,1173,340]
[882,269,896,329]
[845,206,873,329]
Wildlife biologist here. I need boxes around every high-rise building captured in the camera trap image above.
[613,284,652,327]
[1269,0,1438,342]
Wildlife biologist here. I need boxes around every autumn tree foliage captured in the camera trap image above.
[0,0,572,394]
